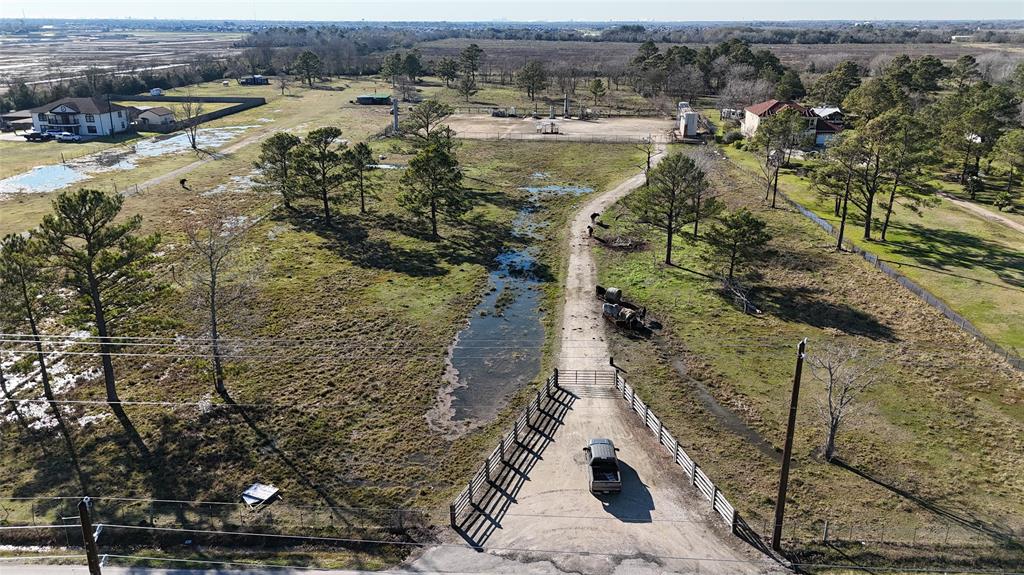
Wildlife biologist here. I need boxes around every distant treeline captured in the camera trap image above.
[4,19,1024,44]
[236,22,1024,48]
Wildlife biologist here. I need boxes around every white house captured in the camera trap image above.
[742,99,840,146]
[137,106,175,127]
[30,97,131,137]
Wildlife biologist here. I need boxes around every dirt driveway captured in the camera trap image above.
[411,145,785,574]
[445,114,677,142]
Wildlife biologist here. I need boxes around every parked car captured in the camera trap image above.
[22,131,55,142]
[56,132,82,143]
[583,438,622,494]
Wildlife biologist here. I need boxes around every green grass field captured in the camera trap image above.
[722,146,1024,355]
[593,151,1024,571]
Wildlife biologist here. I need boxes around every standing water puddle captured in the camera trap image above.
[0,126,256,197]
[446,183,592,422]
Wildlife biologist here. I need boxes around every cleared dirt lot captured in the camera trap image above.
[447,114,677,142]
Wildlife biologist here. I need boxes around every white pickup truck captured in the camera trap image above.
[584,438,622,494]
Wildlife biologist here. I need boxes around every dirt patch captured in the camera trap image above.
[446,114,675,141]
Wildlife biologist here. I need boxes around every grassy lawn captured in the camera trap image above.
[0,78,394,236]
[0,133,643,567]
[722,145,1024,355]
[593,152,1024,571]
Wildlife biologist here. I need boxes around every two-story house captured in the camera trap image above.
[741,99,841,146]
[30,97,132,137]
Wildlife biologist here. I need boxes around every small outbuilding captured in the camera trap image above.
[137,106,176,128]
[355,94,392,105]
[149,88,164,96]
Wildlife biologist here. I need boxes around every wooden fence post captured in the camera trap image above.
[499,435,507,464]
[731,509,738,535]
[691,462,698,486]
[513,418,521,443]
[657,420,663,444]
[553,368,559,389]
[822,520,830,543]
[449,504,457,528]
[643,404,649,426]
[711,485,718,508]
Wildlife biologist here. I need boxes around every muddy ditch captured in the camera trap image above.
[430,182,592,434]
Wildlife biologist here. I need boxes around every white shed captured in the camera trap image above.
[138,106,175,127]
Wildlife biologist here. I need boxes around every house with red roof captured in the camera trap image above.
[741,99,841,146]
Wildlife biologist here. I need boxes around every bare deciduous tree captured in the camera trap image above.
[277,74,291,96]
[179,209,256,396]
[178,93,205,151]
[809,344,879,461]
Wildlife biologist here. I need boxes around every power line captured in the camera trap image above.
[12,524,1017,574]
[99,553,1024,575]
[0,555,86,561]
[4,523,1015,572]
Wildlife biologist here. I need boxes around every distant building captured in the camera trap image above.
[951,35,973,42]
[355,94,392,105]
[137,106,176,128]
[0,110,33,132]
[240,75,270,85]
[149,88,164,96]
[742,99,840,146]
[30,97,131,137]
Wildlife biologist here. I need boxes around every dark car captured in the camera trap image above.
[22,131,55,142]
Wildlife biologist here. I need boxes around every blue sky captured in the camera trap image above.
[1,0,1022,22]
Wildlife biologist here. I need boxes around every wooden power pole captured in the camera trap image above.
[772,338,807,551]
[79,498,102,575]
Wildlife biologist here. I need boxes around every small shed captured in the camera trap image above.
[356,94,392,105]
[138,106,176,127]
[149,88,164,96]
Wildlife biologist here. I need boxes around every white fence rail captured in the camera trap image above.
[614,373,750,536]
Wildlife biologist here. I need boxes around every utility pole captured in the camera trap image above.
[79,498,102,575]
[772,338,806,551]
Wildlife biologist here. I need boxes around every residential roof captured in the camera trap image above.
[812,107,842,118]
[31,97,130,115]
[141,106,174,116]
[745,99,814,118]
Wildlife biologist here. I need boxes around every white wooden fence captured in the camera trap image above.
[614,373,743,532]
